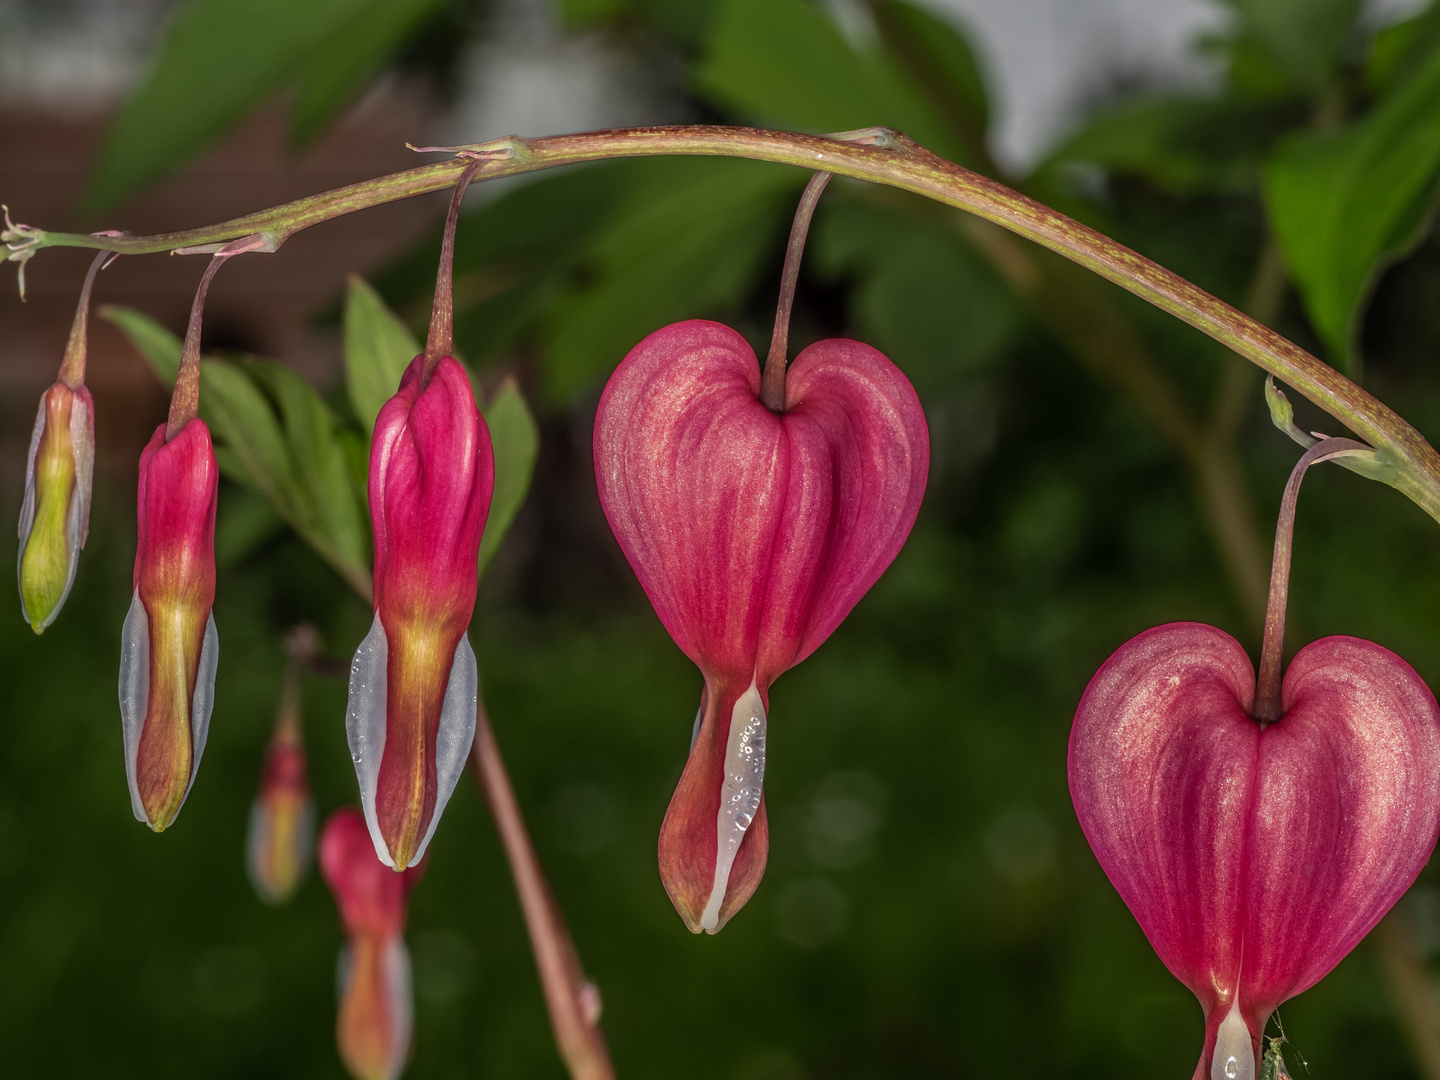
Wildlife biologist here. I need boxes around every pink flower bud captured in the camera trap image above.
[594,320,929,932]
[1069,623,1440,1080]
[320,807,423,1080]
[247,707,313,905]
[18,381,93,632]
[346,355,493,870]
[119,418,220,832]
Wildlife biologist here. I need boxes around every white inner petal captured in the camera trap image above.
[699,681,767,933]
[410,632,478,865]
[117,589,150,823]
[346,612,392,867]
[383,936,414,1080]
[177,611,219,814]
[1211,999,1254,1080]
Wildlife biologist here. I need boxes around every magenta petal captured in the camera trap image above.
[1241,636,1440,1015]
[1071,623,1440,1078]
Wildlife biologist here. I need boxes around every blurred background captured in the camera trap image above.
[5,0,1440,1076]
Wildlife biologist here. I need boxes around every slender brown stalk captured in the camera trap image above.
[166,252,229,441]
[470,700,614,1080]
[1253,437,1372,723]
[423,157,488,384]
[760,171,832,411]
[57,250,111,389]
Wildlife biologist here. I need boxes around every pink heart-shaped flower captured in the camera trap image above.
[595,318,928,932]
[1070,622,1440,1079]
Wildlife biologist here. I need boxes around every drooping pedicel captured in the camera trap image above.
[594,319,928,932]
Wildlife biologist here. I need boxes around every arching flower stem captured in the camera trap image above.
[57,250,112,389]
[422,156,488,387]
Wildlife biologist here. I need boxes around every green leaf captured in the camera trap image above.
[1264,42,1440,368]
[289,0,449,145]
[1219,0,1362,94]
[83,0,387,214]
[697,0,968,165]
[812,196,1019,396]
[542,157,799,400]
[870,0,988,144]
[478,377,540,575]
[99,305,183,386]
[343,274,421,433]
[1368,0,1440,93]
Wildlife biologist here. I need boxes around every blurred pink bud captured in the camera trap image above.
[321,807,424,1080]
[346,355,493,871]
[594,320,929,932]
[18,381,93,632]
[1070,623,1440,1080]
[247,678,314,904]
[118,418,219,832]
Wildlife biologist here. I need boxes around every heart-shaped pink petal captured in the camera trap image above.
[595,318,928,930]
[1070,622,1440,1077]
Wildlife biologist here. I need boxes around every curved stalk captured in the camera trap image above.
[8,125,1439,524]
[760,170,831,411]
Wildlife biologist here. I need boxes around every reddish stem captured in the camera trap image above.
[470,700,614,1080]
[1253,437,1373,723]
[422,157,487,386]
[166,253,229,441]
[759,171,832,412]
[57,250,111,389]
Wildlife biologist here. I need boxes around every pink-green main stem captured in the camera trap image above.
[9,124,1440,522]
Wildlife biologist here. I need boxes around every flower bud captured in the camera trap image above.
[321,807,423,1080]
[118,418,219,831]
[18,382,93,632]
[247,666,313,904]
[346,355,493,871]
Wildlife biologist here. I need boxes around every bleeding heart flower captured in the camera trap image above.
[346,161,493,871]
[18,251,106,633]
[1069,437,1440,1080]
[593,174,929,933]
[247,627,318,904]
[320,806,424,1080]
[117,247,240,832]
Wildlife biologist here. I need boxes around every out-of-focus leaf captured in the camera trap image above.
[813,196,1019,396]
[478,377,539,574]
[1218,0,1361,94]
[1037,96,1276,196]
[102,305,371,596]
[870,0,988,147]
[542,157,799,400]
[251,362,370,578]
[698,0,967,165]
[343,274,421,434]
[1264,43,1440,368]
[214,487,285,568]
[1368,0,1440,93]
[290,0,449,145]
[82,0,384,213]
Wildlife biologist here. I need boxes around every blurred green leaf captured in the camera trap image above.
[290,0,449,145]
[478,377,540,574]
[1368,0,1440,92]
[697,0,967,165]
[870,0,989,150]
[102,305,372,596]
[542,157,799,400]
[343,274,421,433]
[1219,0,1362,94]
[1264,42,1440,367]
[1037,96,1273,195]
[83,0,446,213]
[813,196,1019,395]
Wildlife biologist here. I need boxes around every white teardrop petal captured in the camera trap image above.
[1211,1000,1255,1080]
[345,613,392,867]
[382,936,414,1080]
[410,631,478,865]
[69,392,93,547]
[699,681,767,933]
[118,590,151,824]
[176,611,219,813]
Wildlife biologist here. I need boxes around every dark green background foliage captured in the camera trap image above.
[16,0,1440,1076]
